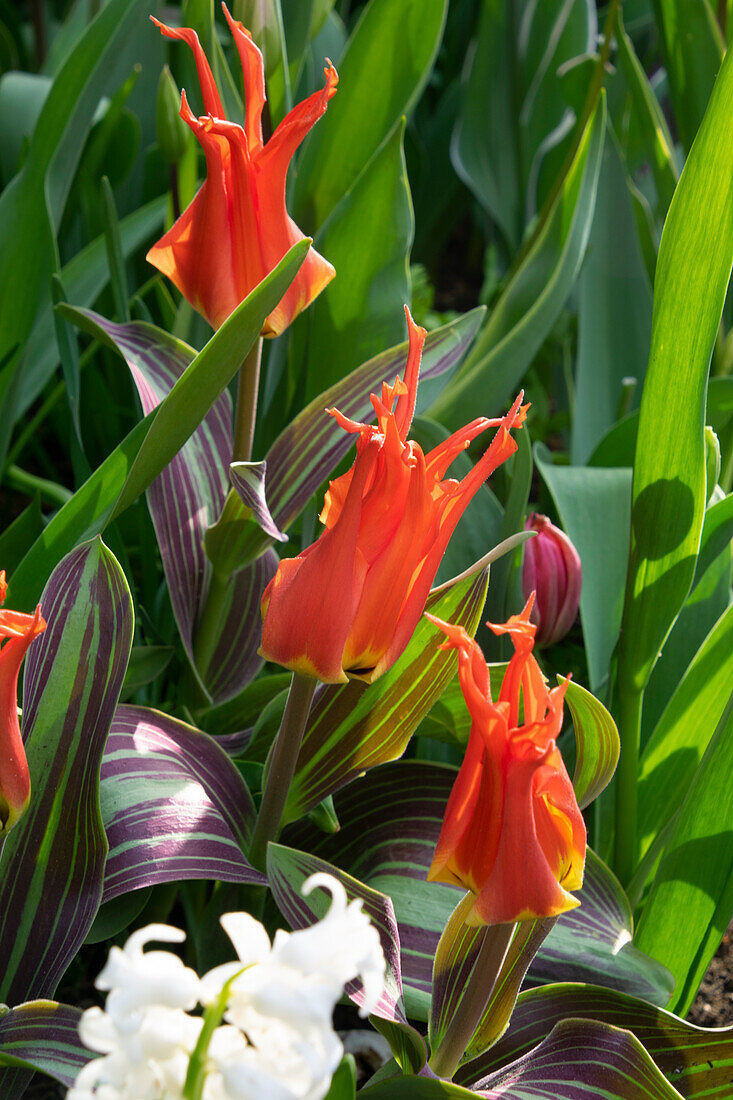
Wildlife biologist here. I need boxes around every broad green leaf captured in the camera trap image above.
[293,0,447,230]
[0,0,149,465]
[296,119,413,402]
[0,539,133,1005]
[616,42,733,694]
[535,444,633,694]
[572,133,652,465]
[429,96,606,426]
[323,1056,357,1100]
[282,564,490,824]
[458,983,733,1100]
[562,678,620,810]
[638,604,733,860]
[652,0,723,152]
[636,701,733,1016]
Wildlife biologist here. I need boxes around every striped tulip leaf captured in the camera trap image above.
[7,241,307,612]
[266,843,427,1075]
[562,677,619,810]
[99,705,265,903]
[0,1001,85,1089]
[457,983,733,1099]
[265,309,484,534]
[282,565,489,825]
[205,464,288,576]
[0,539,132,1006]
[285,763,673,1021]
[468,1019,684,1099]
[58,308,274,703]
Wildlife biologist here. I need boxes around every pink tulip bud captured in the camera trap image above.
[522,514,582,647]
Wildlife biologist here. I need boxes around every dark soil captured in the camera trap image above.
[687,924,733,1027]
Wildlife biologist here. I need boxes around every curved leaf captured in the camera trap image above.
[100,705,265,903]
[562,677,619,810]
[0,539,133,1005]
[0,1001,85,1089]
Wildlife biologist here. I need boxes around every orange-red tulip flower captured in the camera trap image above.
[426,596,586,925]
[260,308,528,684]
[147,5,338,335]
[0,572,46,837]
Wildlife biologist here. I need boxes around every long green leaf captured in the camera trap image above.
[616,44,733,694]
[652,0,723,153]
[429,96,606,426]
[293,0,447,230]
[635,700,733,1016]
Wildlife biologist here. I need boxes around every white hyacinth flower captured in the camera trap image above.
[68,873,386,1100]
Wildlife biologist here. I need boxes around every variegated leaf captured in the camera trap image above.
[100,705,265,902]
[457,983,733,1099]
[0,1002,86,1088]
[282,566,489,825]
[0,539,133,1005]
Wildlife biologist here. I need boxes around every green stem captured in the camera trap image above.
[248,672,317,871]
[614,685,643,885]
[428,921,516,1080]
[5,465,72,507]
[232,338,263,462]
[192,569,230,684]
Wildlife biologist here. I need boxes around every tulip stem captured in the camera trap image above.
[191,568,230,690]
[614,686,643,886]
[428,920,516,1080]
[249,672,317,871]
[232,338,264,462]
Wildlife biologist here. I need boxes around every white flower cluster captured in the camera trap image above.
[68,874,386,1100]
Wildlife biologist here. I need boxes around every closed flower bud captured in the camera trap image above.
[522,513,582,648]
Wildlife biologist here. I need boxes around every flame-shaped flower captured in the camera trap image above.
[260,308,528,684]
[426,597,586,925]
[147,4,338,334]
[0,572,46,837]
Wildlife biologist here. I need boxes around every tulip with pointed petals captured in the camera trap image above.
[0,572,46,837]
[426,596,586,925]
[260,308,529,684]
[147,5,338,334]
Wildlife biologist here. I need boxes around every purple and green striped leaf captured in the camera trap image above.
[285,762,673,1020]
[0,539,133,1006]
[205,464,288,576]
[58,309,275,704]
[266,843,427,1074]
[265,309,484,533]
[457,983,733,1099]
[282,565,489,825]
[468,1019,684,1099]
[99,705,265,902]
[0,1001,86,1089]
[562,677,619,809]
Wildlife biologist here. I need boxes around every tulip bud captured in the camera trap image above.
[155,65,190,164]
[522,513,582,647]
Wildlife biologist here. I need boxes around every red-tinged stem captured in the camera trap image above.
[428,920,516,1080]
[232,338,263,462]
[248,671,317,871]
